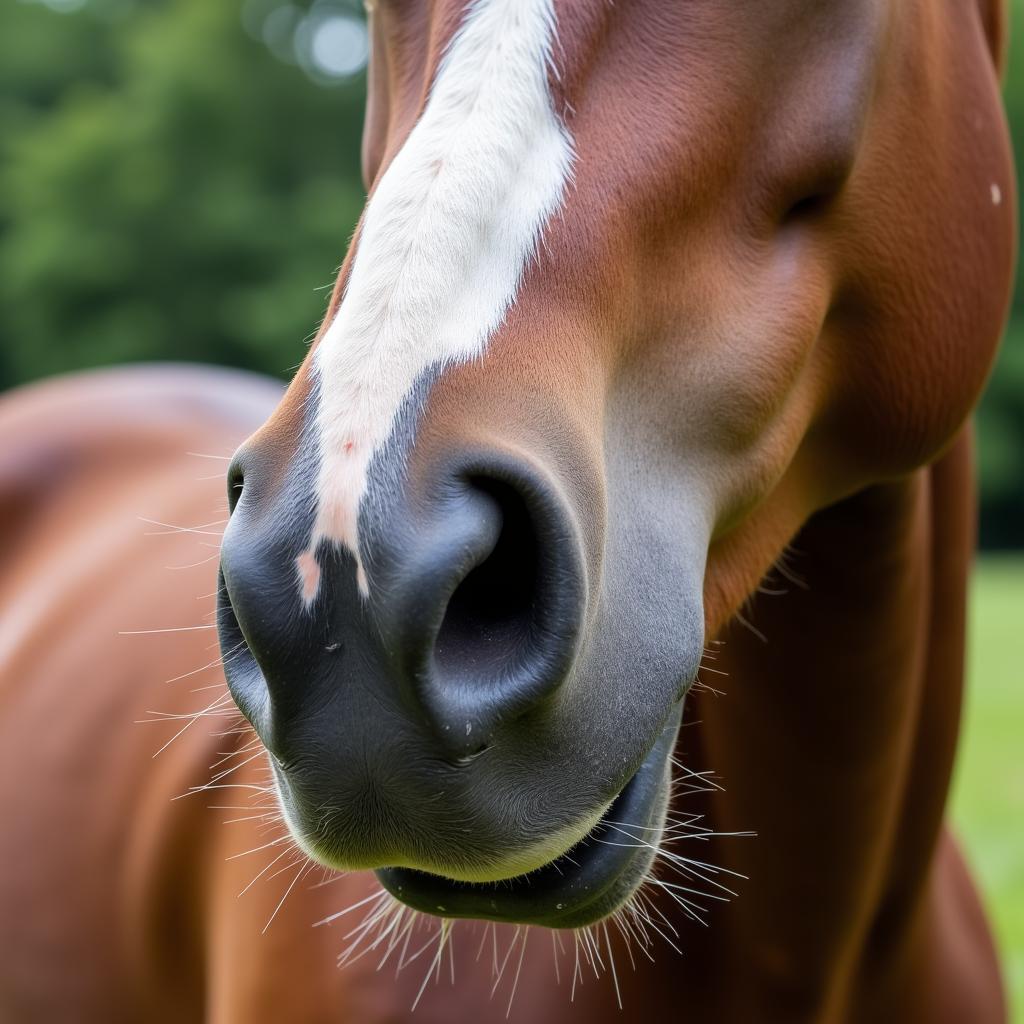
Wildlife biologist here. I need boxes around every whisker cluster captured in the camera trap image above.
[129,475,752,1016]
[307,759,753,1015]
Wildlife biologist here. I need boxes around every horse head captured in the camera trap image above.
[218,0,1013,929]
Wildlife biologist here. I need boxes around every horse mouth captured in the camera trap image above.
[375,709,681,928]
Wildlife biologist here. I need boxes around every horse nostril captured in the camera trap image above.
[434,477,539,682]
[216,566,267,732]
[226,453,245,514]
[385,460,585,751]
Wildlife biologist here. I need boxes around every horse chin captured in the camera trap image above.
[373,706,681,929]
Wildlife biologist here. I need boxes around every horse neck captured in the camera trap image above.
[659,427,993,1017]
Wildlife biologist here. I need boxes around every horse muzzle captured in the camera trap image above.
[216,427,691,925]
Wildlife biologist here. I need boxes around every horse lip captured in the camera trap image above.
[375,708,682,928]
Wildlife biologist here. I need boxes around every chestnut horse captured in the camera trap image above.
[0,0,1015,1020]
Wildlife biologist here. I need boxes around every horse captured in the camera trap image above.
[0,0,1014,1020]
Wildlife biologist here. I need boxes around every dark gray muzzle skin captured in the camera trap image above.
[217,393,705,926]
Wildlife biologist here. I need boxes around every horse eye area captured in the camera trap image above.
[433,477,539,681]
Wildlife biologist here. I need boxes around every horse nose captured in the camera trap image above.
[371,457,586,756]
[219,445,587,760]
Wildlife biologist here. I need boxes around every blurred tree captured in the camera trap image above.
[976,2,1024,548]
[0,0,367,385]
[0,0,1021,546]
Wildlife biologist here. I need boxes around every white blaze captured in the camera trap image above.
[302,0,573,598]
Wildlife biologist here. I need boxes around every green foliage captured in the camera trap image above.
[0,0,367,385]
[978,325,1024,548]
[976,0,1024,547]
[952,558,1024,1020]
[0,0,1022,544]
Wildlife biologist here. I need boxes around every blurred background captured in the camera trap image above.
[1,0,1021,1015]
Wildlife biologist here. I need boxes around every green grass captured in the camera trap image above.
[952,557,1024,1021]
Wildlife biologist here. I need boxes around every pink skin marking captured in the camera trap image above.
[296,551,322,605]
[343,441,355,454]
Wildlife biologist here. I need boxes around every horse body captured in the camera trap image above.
[0,0,1015,1020]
